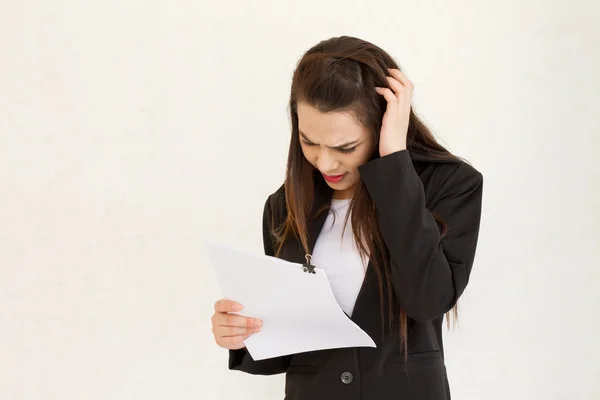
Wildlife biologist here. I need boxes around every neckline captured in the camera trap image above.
[330,198,351,209]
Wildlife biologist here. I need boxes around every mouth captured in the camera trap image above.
[322,173,346,184]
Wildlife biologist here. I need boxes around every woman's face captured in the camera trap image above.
[297,102,373,199]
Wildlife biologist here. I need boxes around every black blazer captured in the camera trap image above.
[228,149,484,400]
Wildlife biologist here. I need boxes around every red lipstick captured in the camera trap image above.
[322,173,346,183]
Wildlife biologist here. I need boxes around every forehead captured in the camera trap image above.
[297,102,367,143]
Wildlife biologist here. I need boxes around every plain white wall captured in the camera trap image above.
[1,0,599,399]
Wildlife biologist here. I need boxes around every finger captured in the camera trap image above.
[375,87,399,117]
[385,76,405,99]
[218,333,251,350]
[388,68,414,91]
[386,70,414,112]
[217,324,261,337]
[375,87,397,105]
[214,299,242,313]
[214,312,263,329]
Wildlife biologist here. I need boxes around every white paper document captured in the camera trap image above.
[205,241,376,361]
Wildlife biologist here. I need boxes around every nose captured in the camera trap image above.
[315,149,339,173]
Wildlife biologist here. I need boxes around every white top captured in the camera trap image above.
[311,198,368,316]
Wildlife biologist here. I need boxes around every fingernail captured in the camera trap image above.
[255,319,263,327]
[233,303,241,311]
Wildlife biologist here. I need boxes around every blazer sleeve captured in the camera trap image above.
[227,195,291,375]
[358,150,483,322]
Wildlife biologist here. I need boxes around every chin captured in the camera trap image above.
[328,182,352,192]
[326,181,344,188]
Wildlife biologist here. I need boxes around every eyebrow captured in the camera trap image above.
[299,131,360,149]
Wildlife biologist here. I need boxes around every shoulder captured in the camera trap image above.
[413,154,483,207]
[265,183,286,205]
[424,156,481,184]
[262,183,287,224]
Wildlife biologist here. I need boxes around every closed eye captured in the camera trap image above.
[337,147,356,154]
[301,138,359,154]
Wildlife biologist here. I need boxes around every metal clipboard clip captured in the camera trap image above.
[302,254,316,274]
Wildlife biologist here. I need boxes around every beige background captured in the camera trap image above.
[1,0,599,399]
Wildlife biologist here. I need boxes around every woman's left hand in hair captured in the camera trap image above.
[375,68,413,157]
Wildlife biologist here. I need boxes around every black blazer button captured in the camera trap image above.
[341,372,353,384]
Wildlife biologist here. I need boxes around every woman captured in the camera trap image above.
[210,36,483,400]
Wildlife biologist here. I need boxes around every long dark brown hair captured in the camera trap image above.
[274,36,458,352]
